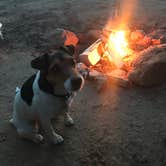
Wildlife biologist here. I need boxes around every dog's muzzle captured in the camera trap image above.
[64,75,84,92]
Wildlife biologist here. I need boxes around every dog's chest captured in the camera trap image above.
[33,90,69,117]
[29,71,74,117]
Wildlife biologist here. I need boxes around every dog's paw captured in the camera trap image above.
[52,134,64,144]
[65,115,74,127]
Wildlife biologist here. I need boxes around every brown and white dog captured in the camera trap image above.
[10,45,84,144]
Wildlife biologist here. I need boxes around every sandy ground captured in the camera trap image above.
[0,0,166,166]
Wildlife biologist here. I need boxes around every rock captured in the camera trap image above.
[77,29,101,44]
[63,30,79,47]
[41,28,79,50]
[128,44,166,87]
[87,29,101,41]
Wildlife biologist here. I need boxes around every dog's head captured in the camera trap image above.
[31,45,84,92]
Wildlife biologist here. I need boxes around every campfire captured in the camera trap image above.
[80,26,160,82]
[77,0,166,88]
[79,24,165,87]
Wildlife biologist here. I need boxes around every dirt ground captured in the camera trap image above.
[0,0,166,166]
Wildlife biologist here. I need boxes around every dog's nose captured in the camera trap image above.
[71,76,83,90]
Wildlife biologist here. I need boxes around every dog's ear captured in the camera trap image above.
[60,45,75,56]
[31,53,49,70]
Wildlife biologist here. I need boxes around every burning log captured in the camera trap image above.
[79,39,104,66]
[88,69,130,89]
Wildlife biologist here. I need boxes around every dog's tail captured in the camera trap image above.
[15,87,20,94]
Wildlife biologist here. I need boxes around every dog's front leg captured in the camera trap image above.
[64,112,74,127]
[64,97,75,126]
[39,116,64,144]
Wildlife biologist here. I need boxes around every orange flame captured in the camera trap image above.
[104,30,133,68]
[108,30,129,59]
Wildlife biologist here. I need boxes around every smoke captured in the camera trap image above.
[119,0,138,27]
[105,0,138,30]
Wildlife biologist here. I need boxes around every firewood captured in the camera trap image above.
[79,39,104,66]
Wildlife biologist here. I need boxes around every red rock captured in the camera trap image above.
[41,28,79,49]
